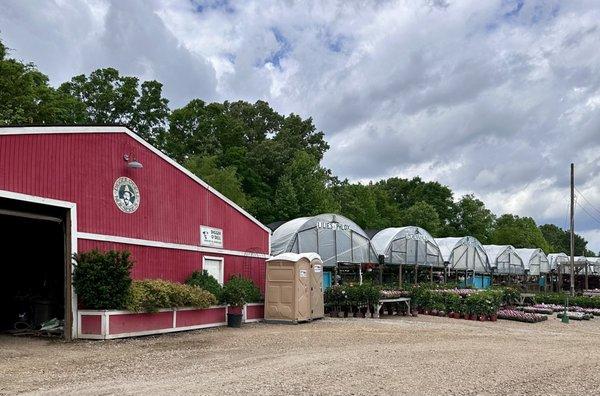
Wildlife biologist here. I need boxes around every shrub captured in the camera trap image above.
[325,285,347,310]
[535,293,600,309]
[73,249,133,309]
[444,293,461,313]
[186,270,223,303]
[491,286,520,306]
[125,279,217,313]
[222,276,262,308]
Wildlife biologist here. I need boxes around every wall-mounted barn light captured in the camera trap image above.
[123,154,143,169]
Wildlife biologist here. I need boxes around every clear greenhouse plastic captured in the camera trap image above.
[270,213,378,267]
[372,227,444,268]
[586,257,600,274]
[547,253,569,271]
[515,248,550,275]
[483,245,524,275]
[435,236,491,273]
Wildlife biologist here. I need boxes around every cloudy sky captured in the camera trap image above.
[2,0,600,250]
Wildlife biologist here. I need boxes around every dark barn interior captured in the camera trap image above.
[0,198,67,335]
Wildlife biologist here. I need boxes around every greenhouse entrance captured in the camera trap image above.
[0,196,73,339]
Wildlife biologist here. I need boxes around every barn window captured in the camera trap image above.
[203,256,224,285]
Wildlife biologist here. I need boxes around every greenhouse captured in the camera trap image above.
[547,253,569,270]
[372,227,444,268]
[434,236,491,273]
[483,245,524,275]
[270,213,378,268]
[515,248,550,276]
[586,257,600,274]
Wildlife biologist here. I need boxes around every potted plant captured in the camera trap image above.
[222,276,249,328]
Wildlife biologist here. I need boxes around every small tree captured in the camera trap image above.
[186,270,224,303]
[222,276,262,308]
[72,249,133,309]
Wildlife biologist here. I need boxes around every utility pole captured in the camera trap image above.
[570,163,575,297]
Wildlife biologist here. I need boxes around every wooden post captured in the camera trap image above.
[570,163,576,296]
[430,266,433,282]
[558,265,563,291]
[399,263,403,288]
[585,263,589,290]
[414,264,418,285]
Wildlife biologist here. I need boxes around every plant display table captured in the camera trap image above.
[373,297,411,318]
[518,293,536,305]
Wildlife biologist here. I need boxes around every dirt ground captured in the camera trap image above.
[2,315,600,395]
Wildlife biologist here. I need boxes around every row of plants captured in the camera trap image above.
[534,293,600,309]
[497,309,548,323]
[185,270,262,305]
[530,303,600,316]
[410,284,504,319]
[73,249,262,314]
[325,283,382,317]
[518,306,554,315]
[557,312,594,321]
[125,279,216,312]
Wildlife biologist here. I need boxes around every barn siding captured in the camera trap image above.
[0,132,269,254]
[78,239,267,294]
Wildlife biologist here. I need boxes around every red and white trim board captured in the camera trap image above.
[77,304,265,340]
[0,126,271,235]
[77,232,270,259]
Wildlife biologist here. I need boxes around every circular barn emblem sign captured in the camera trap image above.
[113,177,140,213]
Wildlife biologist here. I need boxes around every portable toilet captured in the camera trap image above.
[265,253,312,323]
[306,253,324,320]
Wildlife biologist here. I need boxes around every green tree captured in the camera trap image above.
[377,177,455,234]
[185,155,248,208]
[272,175,300,221]
[450,194,496,243]
[274,151,339,223]
[58,68,170,144]
[539,223,594,256]
[0,40,84,125]
[158,99,331,223]
[492,214,551,252]
[401,201,442,235]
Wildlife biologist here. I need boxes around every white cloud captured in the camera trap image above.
[3,0,600,249]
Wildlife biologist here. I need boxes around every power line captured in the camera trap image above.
[575,187,600,218]
[576,199,600,226]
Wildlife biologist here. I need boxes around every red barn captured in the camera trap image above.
[0,126,270,339]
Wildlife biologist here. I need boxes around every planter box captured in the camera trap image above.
[78,304,264,340]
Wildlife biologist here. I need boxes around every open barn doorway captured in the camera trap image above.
[0,196,74,339]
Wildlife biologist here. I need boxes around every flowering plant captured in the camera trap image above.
[557,311,593,320]
[380,290,408,299]
[520,306,554,315]
[497,309,547,323]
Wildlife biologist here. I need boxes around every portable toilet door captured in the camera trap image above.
[296,259,311,322]
[265,254,311,323]
[310,258,324,319]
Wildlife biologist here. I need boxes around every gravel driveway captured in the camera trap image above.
[2,315,600,395]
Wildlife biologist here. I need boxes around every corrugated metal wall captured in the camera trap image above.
[78,239,266,293]
[1,130,269,291]
[0,132,269,253]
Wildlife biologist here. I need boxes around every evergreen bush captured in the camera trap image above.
[72,249,133,309]
[186,270,223,303]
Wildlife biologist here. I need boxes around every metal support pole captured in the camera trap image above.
[430,266,433,282]
[358,263,363,285]
[585,263,589,290]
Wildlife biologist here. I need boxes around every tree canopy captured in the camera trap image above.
[0,36,595,256]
